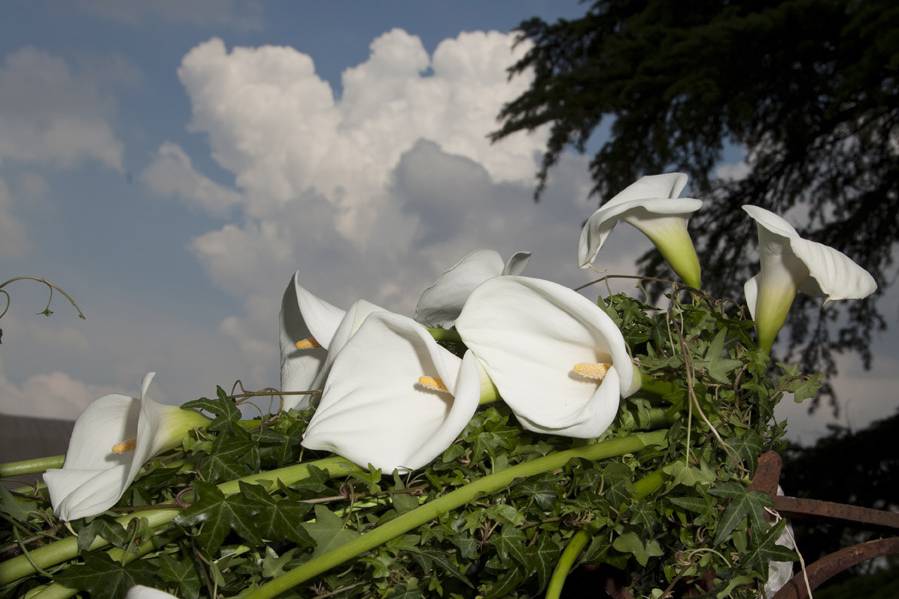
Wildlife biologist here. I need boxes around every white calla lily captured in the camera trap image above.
[578,173,703,287]
[455,276,636,438]
[742,205,876,352]
[414,249,531,328]
[126,586,180,599]
[279,271,346,409]
[43,373,209,521]
[302,312,481,472]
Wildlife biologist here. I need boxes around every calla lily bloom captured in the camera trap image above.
[43,373,209,521]
[455,276,637,438]
[302,312,481,472]
[578,173,703,287]
[414,249,531,328]
[279,271,346,409]
[742,206,876,352]
[126,586,179,599]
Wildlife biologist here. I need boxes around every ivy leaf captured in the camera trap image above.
[0,487,36,521]
[530,534,561,590]
[156,554,201,599]
[175,481,261,555]
[55,553,158,599]
[710,483,772,546]
[743,520,798,575]
[301,505,360,558]
[231,481,314,546]
[77,517,130,552]
[487,565,525,599]
[494,525,528,566]
[406,548,473,588]
[612,531,664,566]
[669,496,711,515]
[196,428,259,481]
[601,462,634,509]
[183,387,241,432]
[663,461,716,489]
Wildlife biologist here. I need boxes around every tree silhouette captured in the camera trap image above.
[492,0,899,410]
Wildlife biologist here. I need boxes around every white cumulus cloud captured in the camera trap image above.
[142,142,242,216]
[159,31,645,390]
[0,47,124,171]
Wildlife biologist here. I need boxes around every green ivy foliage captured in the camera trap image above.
[1,289,818,598]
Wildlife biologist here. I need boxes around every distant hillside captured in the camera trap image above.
[0,414,73,463]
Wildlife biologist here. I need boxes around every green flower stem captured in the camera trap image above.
[545,466,667,599]
[30,528,174,599]
[0,456,360,586]
[243,430,668,599]
[0,455,65,478]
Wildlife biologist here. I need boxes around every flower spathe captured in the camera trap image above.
[42,373,209,521]
[301,312,481,472]
[742,205,877,352]
[279,271,346,409]
[414,248,531,328]
[126,586,179,599]
[455,276,636,438]
[578,173,703,287]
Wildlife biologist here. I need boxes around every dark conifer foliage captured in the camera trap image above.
[492,0,899,409]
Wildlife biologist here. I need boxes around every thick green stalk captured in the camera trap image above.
[244,430,668,599]
[0,456,65,478]
[0,457,360,586]
[544,466,668,599]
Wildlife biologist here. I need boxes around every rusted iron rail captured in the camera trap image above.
[749,450,899,598]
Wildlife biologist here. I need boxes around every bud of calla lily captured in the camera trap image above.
[742,205,876,353]
[43,373,209,521]
[578,173,703,288]
[414,249,531,328]
[126,586,180,599]
[301,312,481,472]
[455,276,637,438]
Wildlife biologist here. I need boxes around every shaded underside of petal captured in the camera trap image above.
[788,237,877,301]
[456,276,632,431]
[279,272,343,407]
[414,249,505,328]
[126,586,181,599]
[303,312,465,472]
[44,465,129,521]
[514,367,622,438]
[61,393,139,471]
[742,205,799,239]
[744,274,759,319]
[602,173,688,210]
[502,251,532,276]
[312,299,387,389]
[578,197,701,268]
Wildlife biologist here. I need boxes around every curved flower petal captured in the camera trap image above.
[302,313,480,472]
[43,373,208,521]
[279,271,345,409]
[455,276,634,438]
[414,249,505,328]
[126,586,180,599]
[578,173,702,287]
[742,205,876,351]
[502,251,532,276]
[311,299,387,389]
[765,487,796,598]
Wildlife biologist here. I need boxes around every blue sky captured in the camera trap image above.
[1,0,895,443]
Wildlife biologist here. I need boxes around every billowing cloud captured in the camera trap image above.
[0,357,119,420]
[75,0,264,32]
[0,178,29,257]
[0,47,124,170]
[142,142,241,216]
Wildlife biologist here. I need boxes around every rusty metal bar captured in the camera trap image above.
[749,451,782,497]
[773,496,899,530]
[772,536,899,599]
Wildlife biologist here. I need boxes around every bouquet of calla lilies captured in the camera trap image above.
[0,173,875,599]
